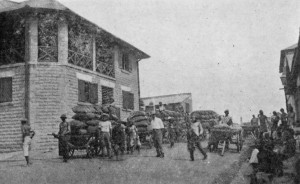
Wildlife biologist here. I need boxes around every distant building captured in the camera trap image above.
[141,93,192,114]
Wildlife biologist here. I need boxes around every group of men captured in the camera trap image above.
[250,107,296,139]
[54,113,141,162]
[21,109,214,165]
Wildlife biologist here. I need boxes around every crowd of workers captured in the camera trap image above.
[247,107,298,183]
[20,109,215,165]
[20,106,299,172]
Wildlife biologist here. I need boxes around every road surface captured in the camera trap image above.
[0,143,240,184]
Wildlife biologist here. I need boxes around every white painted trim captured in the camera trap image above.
[0,71,15,78]
[76,72,93,82]
[101,79,115,88]
[121,85,131,92]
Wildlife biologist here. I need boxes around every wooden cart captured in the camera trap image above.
[55,133,100,159]
[209,127,243,156]
[136,125,153,149]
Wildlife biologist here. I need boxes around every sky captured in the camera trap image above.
[13,0,300,122]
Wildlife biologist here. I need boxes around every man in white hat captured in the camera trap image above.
[150,112,165,158]
[21,118,35,166]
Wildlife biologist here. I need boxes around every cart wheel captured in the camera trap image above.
[239,141,243,151]
[86,146,94,158]
[221,141,225,156]
[96,146,102,156]
[68,148,74,158]
[236,143,240,152]
[66,143,74,158]
[149,139,153,149]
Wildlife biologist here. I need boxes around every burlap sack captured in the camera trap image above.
[131,116,148,123]
[87,126,98,134]
[69,120,87,128]
[93,105,103,115]
[86,120,100,126]
[78,129,88,135]
[72,113,96,121]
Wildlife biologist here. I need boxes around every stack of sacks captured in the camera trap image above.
[201,120,218,129]
[191,110,219,121]
[101,104,119,121]
[191,110,219,129]
[70,105,97,135]
[70,104,119,135]
[127,111,149,131]
[213,124,232,129]
[210,124,232,140]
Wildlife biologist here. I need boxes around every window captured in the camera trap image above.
[121,53,132,72]
[78,80,98,104]
[0,77,12,103]
[185,103,190,113]
[102,86,114,105]
[122,91,134,110]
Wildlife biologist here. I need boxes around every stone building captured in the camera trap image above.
[279,33,300,120]
[141,93,192,114]
[0,0,149,153]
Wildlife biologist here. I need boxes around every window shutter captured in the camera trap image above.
[128,59,133,72]
[78,80,85,102]
[5,78,12,102]
[0,79,3,103]
[0,77,12,103]
[118,51,123,69]
[89,83,98,104]
[129,92,134,110]
[122,91,127,109]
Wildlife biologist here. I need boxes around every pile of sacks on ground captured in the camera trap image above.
[127,111,149,132]
[69,104,119,135]
[190,110,219,129]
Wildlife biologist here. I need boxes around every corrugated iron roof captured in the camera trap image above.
[284,43,298,50]
[0,0,19,9]
[279,43,297,73]
[0,0,66,12]
[0,0,150,59]
[25,0,66,10]
[141,93,192,106]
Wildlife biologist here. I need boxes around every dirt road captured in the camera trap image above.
[0,143,240,184]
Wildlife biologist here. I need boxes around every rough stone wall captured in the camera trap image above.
[30,64,64,151]
[0,51,142,153]
[0,65,26,153]
[114,51,140,120]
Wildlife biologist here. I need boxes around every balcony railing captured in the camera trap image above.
[0,47,25,66]
[38,46,58,62]
[96,61,114,78]
[68,49,93,70]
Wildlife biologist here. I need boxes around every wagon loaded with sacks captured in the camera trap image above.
[54,104,119,159]
[127,111,152,148]
[208,124,243,156]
